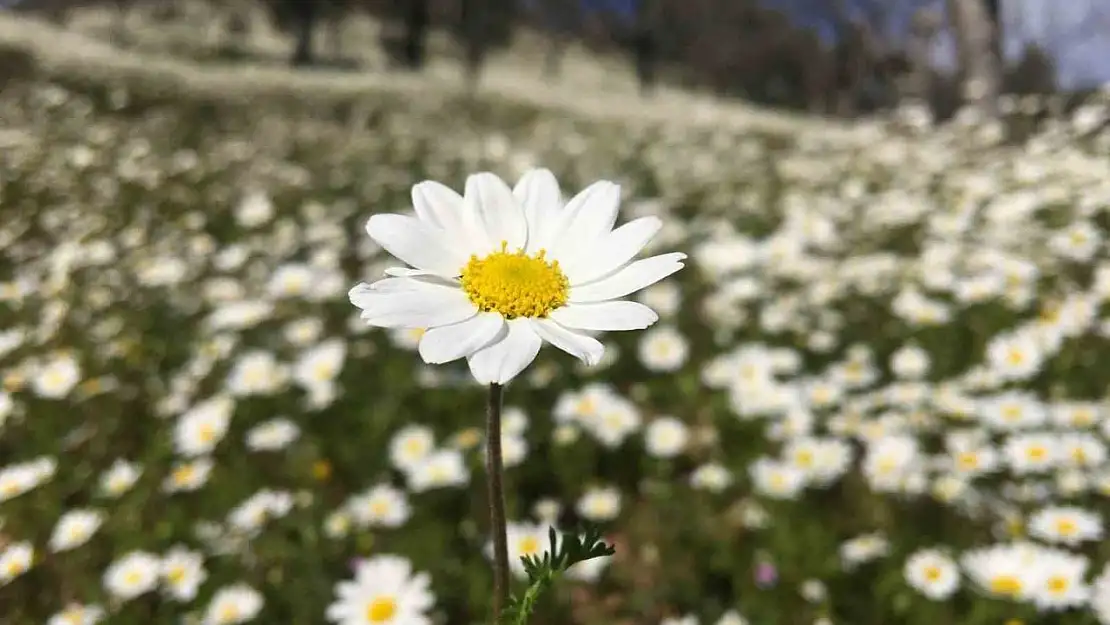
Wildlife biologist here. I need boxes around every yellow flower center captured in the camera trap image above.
[957,452,980,470]
[1056,518,1078,536]
[518,536,541,556]
[1026,446,1047,461]
[4,560,25,577]
[366,597,397,622]
[198,424,217,444]
[167,566,186,584]
[369,501,390,517]
[1072,410,1094,426]
[1046,576,1069,595]
[312,362,335,381]
[218,604,241,623]
[172,465,196,485]
[989,575,1023,596]
[403,439,427,457]
[923,565,942,582]
[794,450,814,468]
[459,243,569,319]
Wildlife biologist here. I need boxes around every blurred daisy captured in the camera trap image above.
[961,542,1036,601]
[1028,506,1102,547]
[245,418,300,451]
[164,457,214,493]
[638,326,690,372]
[645,416,689,458]
[350,169,685,384]
[31,353,81,399]
[388,425,435,473]
[202,583,264,625]
[47,604,105,625]
[690,462,732,493]
[103,551,161,601]
[347,484,411,529]
[174,396,234,457]
[0,541,33,585]
[326,555,435,625]
[904,548,959,600]
[161,546,207,602]
[501,522,554,579]
[576,486,622,522]
[1030,550,1089,611]
[406,449,469,492]
[715,611,749,625]
[98,459,142,498]
[48,508,105,552]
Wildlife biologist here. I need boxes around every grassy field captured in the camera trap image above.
[5,7,1110,625]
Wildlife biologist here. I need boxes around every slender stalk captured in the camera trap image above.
[485,382,509,622]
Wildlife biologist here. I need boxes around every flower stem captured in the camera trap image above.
[485,382,510,623]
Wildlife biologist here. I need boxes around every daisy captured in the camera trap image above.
[326,555,435,625]
[48,508,105,552]
[349,169,686,385]
[202,583,264,625]
[904,548,960,600]
[103,551,161,601]
[47,603,105,625]
[0,541,33,585]
[161,545,207,602]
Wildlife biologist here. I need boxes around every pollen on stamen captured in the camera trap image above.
[459,244,570,319]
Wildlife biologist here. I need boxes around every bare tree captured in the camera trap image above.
[946,0,1001,113]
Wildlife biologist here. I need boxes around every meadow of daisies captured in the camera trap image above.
[6,57,1110,625]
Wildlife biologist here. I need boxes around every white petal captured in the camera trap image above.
[466,172,526,253]
[412,181,466,232]
[382,267,437,278]
[418,313,506,364]
[570,253,686,302]
[349,281,477,328]
[529,318,605,366]
[365,214,467,276]
[549,301,659,331]
[466,318,543,385]
[513,169,563,254]
[548,181,621,265]
[562,216,662,284]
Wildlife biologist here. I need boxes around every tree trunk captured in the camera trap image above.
[402,0,430,70]
[946,0,1001,113]
[903,7,942,102]
[633,0,659,96]
[460,0,487,87]
[290,0,318,67]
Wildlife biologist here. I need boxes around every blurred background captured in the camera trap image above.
[4,0,1109,118]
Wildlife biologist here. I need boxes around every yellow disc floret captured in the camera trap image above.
[460,242,570,319]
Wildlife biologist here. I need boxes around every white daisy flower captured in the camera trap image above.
[904,549,960,600]
[350,169,686,385]
[48,508,105,552]
[103,551,161,601]
[161,545,207,602]
[0,541,33,585]
[202,583,264,624]
[47,603,105,625]
[326,555,435,625]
